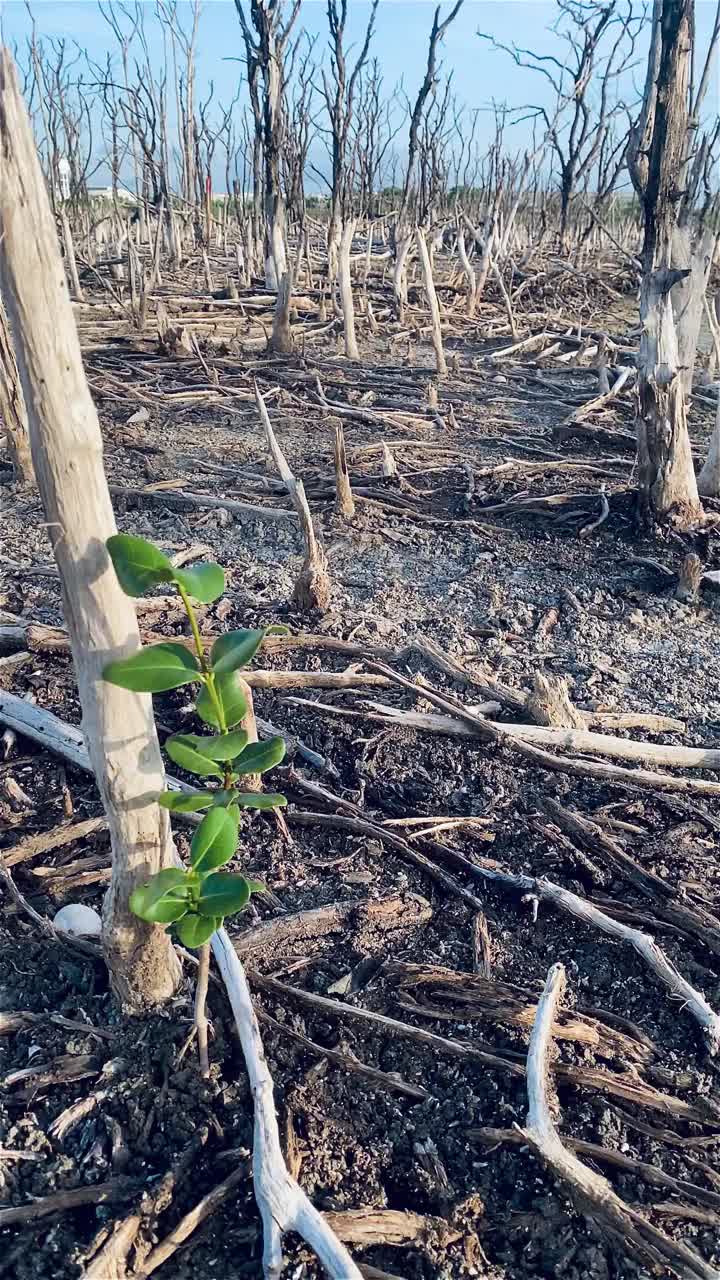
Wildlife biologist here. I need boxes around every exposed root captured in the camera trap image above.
[521,964,720,1280]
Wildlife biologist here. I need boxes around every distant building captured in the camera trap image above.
[86,186,136,203]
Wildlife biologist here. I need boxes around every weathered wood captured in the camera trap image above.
[269,269,293,354]
[672,225,716,396]
[522,964,720,1280]
[338,219,359,359]
[255,382,331,611]
[0,294,32,483]
[333,420,355,517]
[415,226,447,377]
[636,0,702,525]
[234,894,432,968]
[526,672,585,730]
[0,49,180,1010]
[637,268,701,523]
[211,927,362,1279]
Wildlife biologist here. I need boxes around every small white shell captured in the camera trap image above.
[53,904,102,937]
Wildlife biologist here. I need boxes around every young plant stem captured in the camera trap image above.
[176,584,227,736]
[195,942,211,1077]
[176,584,229,1057]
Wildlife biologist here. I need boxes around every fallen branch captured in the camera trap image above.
[136,1163,251,1277]
[250,973,713,1122]
[521,964,720,1280]
[285,805,486,912]
[324,1206,453,1247]
[0,1178,139,1227]
[109,483,297,524]
[439,851,720,1053]
[563,365,635,425]
[384,963,652,1064]
[258,1007,430,1102]
[255,382,330,610]
[470,1126,720,1213]
[234,893,432,968]
[359,668,720,798]
[211,928,363,1278]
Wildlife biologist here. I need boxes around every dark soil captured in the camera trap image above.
[3,268,720,1280]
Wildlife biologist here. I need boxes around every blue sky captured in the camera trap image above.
[0,1,718,188]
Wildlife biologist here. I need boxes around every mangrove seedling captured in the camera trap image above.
[102,533,286,952]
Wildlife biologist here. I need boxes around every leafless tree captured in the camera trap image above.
[392,0,464,322]
[481,0,641,249]
[319,0,378,357]
[352,61,404,218]
[630,0,720,398]
[284,33,316,254]
[234,0,300,297]
[635,0,702,524]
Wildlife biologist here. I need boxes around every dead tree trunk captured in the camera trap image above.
[338,219,359,359]
[456,226,476,317]
[393,229,413,321]
[637,267,700,521]
[333,421,355,518]
[0,296,33,484]
[60,208,84,302]
[671,224,716,395]
[697,290,720,496]
[415,226,447,378]
[269,270,293,354]
[636,0,701,525]
[0,48,181,1010]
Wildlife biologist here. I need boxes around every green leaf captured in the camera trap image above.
[173,562,226,604]
[190,807,238,872]
[176,912,220,947]
[197,730,249,761]
[165,733,224,778]
[129,868,190,924]
[106,534,173,597]
[157,791,215,813]
[233,792,287,810]
[211,628,266,674]
[246,878,267,894]
[103,643,200,693]
[234,736,286,775]
[197,872,251,918]
[196,672,247,729]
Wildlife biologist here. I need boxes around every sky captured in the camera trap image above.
[0,0,718,189]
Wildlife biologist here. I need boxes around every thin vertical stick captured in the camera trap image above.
[194,943,211,1077]
[333,422,355,518]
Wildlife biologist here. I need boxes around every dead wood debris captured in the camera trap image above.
[251,972,716,1123]
[518,963,720,1280]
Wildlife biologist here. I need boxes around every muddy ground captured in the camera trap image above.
[3,265,720,1279]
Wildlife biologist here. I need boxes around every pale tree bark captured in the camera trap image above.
[415,226,447,378]
[0,296,33,484]
[269,270,293,354]
[60,208,84,302]
[333,421,355,518]
[0,48,181,1010]
[392,230,413,321]
[338,219,359,359]
[637,268,700,522]
[671,224,717,395]
[636,0,701,525]
[697,292,720,496]
[456,226,476,317]
[234,0,295,293]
